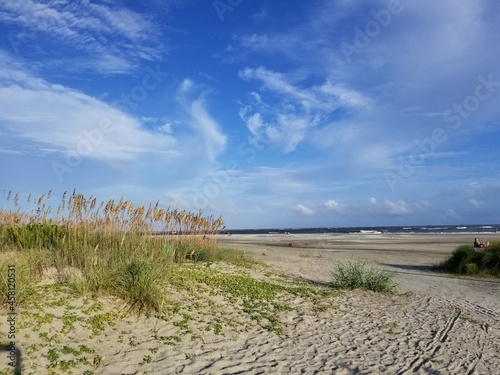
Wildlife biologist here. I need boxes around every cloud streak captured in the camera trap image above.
[1,0,163,73]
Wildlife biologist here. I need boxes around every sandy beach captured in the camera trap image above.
[2,233,500,374]
[220,233,500,317]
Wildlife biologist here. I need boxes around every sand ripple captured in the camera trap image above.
[97,291,499,375]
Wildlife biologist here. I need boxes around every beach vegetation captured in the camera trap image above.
[0,190,227,311]
[0,191,337,336]
[439,242,500,277]
[331,261,396,293]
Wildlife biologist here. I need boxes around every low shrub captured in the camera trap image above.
[439,242,500,277]
[331,261,396,293]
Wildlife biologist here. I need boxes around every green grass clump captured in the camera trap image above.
[331,261,396,293]
[439,243,500,277]
[112,259,165,314]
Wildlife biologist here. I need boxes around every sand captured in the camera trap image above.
[2,233,499,374]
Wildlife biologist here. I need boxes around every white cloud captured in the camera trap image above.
[0,57,226,166]
[163,192,192,210]
[469,198,483,209]
[291,204,315,216]
[324,199,340,210]
[189,99,227,161]
[0,79,177,161]
[383,200,410,215]
[238,66,369,152]
[174,80,227,161]
[0,0,163,73]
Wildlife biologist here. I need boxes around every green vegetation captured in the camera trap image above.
[331,261,396,293]
[439,243,500,277]
[0,190,227,312]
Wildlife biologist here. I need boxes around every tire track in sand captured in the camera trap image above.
[397,306,461,374]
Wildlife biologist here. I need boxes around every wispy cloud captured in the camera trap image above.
[0,55,228,167]
[319,197,432,217]
[0,55,175,160]
[176,79,227,161]
[238,66,369,151]
[291,204,315,216]
[0,0,163,73]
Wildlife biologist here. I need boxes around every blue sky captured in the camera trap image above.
[1,0,499,229]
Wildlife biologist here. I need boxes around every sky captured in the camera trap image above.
[0,0,499,229]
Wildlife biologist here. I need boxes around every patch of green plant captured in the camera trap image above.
[161,264,334,335]
[0,254,47,306]
[93,355,105,368]
[85,312,119,335]
[129,336,140,347]
[1,222,67,250]
[152,333,181,346]
[25,343,41,356]
[38,332,60,345]
[19,311,56,331]
[439,243,500,277]
[173,313,192,331]
[213,322,223,334]
[312,304,329,313]
[60,344,94,356]
[82,300,104,314]
[331,261,396,293]
[49,296,70,307]
[48,359,78,371]
[44,348,60,363]
[62,310,81,333]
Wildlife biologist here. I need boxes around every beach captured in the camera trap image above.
[2,233,500,374]
[220,233,500,316]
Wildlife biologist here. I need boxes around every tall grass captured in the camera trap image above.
[331,261,396,293]
[0,190,233,313]
[439,243,500,277]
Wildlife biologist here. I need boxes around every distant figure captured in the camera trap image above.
[474,238,488,248]
[203,234,208,240]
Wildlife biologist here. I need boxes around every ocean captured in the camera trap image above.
[228,224,500,235]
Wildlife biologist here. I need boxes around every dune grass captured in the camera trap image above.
[331,261,396,293]
[0,190,235,313]
[439,242,500,277]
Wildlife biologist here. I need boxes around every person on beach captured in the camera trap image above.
[474,238,489,248]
